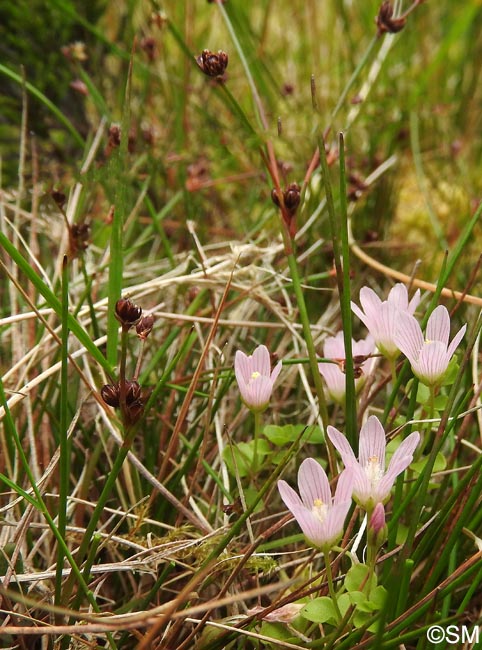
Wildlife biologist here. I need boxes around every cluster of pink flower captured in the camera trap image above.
[234,284,466,551]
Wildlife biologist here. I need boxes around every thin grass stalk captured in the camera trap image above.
[337,132,357,444]
[285,248,330,431]
[55,256,70,608]
[106,56,133,366]
[318,133,357,446]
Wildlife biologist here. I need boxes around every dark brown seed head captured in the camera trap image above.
[51,189,66,209]
[136,315,155,340]
[141,37,157,62]
[124,380,142,405]
[196,49,228,77]
[69,223,90,257]
[284,183,301,216]
[271,188,282,209]
[115,298,142,328]
[101,383,120,407]
[376,1,406,36]
[108,125,121,148]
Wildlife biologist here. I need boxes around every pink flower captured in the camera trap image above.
[234,344,282,412]
[394,305,467,387]
[278,459,354,550]
[327,416,420,511]
[351,283,421,360]
[318,331,375,404]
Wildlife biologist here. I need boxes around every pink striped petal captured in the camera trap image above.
[426,306,450,345]
[408,289,421,314]
[278,479,304,512]
[447,323,467,359]
[414,341,450,385]
[351,301,369,329]
[387,283,409,310]
[252,344,271,376]
[359,287,382,324]
[378,431,420,498]
[334,468,355,503]
[327,426,358,467]
[298,458,331,508]
[270,359,283,383]
[359,416,386,471]
[240,375,274,410]
[324,331,346,358]
[234,350,252,384]
[395,312,424,365]
[319,364,346,403]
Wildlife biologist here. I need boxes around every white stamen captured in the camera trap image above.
[312,498,328,523]
[366,456,383,487]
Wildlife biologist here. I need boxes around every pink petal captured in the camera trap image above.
[334,468,355,503]
[270,359,283,383]
[252,344,271,377]
[322,501,351,545]
[359,416,386,471]
[426,306,450,345]
[378,431,420,497]
[324,332,346,358]
[241,375,274,409]
[353,334,375,357]
[408,289,421,314]
[351,463,374,503]
[234,350,252,384]
[277,490,331,548]
[298,458,331,508]
[319,364,346,403]
[351,301,369,329]
[447,323,467,359]
[359,287,382,325]
[414,341,450,384]
[387,283,409,310]
[278,479,304,512]
[374,302,399,356]
[394,312,424,365]
[326,426,358,467]
[290,506,326,547]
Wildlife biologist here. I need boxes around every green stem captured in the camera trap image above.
[324,550,342,623]
[252,409,262,474]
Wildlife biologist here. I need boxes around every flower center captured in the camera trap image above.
[365,455,383,487]
[250,371,261,382]
[312,498,328,523]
